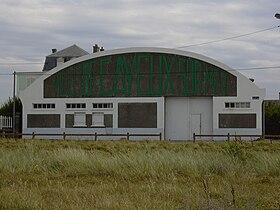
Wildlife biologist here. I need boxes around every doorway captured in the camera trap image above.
[190,114,201,139]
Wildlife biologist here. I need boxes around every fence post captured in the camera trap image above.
[94,132,97,141]
[193,133,196,143]
[159,132,162,141]
[32,132,35,139]
[227,133,230,141]
[127,132,130,141]
[63,132,66,140]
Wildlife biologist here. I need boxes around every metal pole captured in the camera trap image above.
[13,71,16,139]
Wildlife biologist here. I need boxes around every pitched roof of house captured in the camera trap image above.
[47,44,89,57]
[43,44,89,71]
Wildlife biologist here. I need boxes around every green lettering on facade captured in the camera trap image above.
[44,52,236,98]
[137,55,149,95]
[99,57,113,96]
[184,59,196,95]
[194,60,203,95]
[149,55,162,95]
[163,55,175,94]
[205,66,214,95]
[114,56,128,94]
[123,55,136,95]
[82,62,94,97]
[178,57,188,94]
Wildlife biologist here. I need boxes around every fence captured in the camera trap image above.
[1,132,162,141]
[1,131,280,142]
[0,116,12,130]
[193,133,280,143]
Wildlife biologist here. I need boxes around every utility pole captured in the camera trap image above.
[13,71,16,139]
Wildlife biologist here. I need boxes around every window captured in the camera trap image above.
[92,112,104,127]
[64,57,71,62]
[45,104,55,109]
[92,103,113,109]
[33,103,55,109]
[66,103,86,109]
[27,114,60,128]
[219,114,256,128]
[225,102,250,109]
[74,112,86,127]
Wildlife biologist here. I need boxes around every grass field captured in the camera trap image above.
[0,139,280,209]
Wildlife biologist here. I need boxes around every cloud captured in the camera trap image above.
[0,0,280,103]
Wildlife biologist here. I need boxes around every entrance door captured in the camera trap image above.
[190,114,201,139]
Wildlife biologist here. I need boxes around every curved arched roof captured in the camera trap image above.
[25,47,263,98]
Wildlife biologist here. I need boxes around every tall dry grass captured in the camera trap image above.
[0,139,280,209]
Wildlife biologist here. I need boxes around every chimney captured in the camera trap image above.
[52,48,57,53]
[100,46,105,51]
[93,44,100,53]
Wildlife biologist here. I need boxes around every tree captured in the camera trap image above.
[0,97,22,116]
[0,97,22,133]
[265,102,280,135]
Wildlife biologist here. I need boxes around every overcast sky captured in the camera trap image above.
[0,0,279,104]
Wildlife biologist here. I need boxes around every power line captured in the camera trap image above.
[0,25,279,70]
[176,25,280,48]
[0,25,279,66]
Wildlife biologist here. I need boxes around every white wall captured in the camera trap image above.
[213,76,265,137]
[21,96,165,140]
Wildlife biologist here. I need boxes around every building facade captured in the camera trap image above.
[18,47,265,140]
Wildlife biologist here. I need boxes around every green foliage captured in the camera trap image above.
[266,102,280,119]
[0,140,280,209]
[0,97,22,116]
[265,102,280,134]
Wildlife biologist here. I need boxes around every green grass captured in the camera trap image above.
[0,139,280,209]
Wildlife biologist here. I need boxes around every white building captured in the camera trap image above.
[17,46,265,140]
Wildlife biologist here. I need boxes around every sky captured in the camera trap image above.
[0,0,279,104]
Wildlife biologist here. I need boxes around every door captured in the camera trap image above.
[190,114,201,139]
